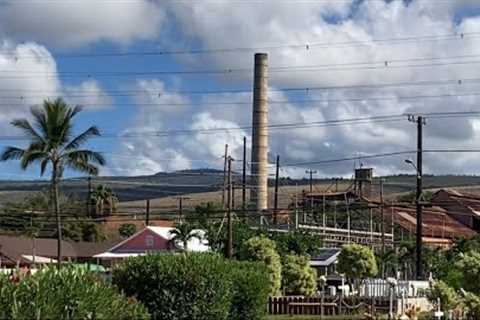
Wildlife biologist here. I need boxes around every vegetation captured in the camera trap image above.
[113,253,270,320]
[2,192,103,242]
[271,230,323,257]
[118,223,137,238]
[281,254,317,297]
[169,222,203,251]
[0,267,148,319]
[0,98,105,264]
[337,244,378,288]
[239,236,283,296]
[90,184,118,216]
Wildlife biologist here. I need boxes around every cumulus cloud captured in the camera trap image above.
[0,0,165,48]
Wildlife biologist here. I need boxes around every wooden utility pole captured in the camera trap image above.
[242,136,247,210]
[176,196,190,222]
[306,169,317,193]
[408,114,425,280]
[380,178,385,255]
[87,176,92,216]
[227,156,234,258]
[222,144,229,208]
[273,155,280,225]
[145,199,150,226]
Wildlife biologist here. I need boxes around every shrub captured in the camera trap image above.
[228,260,270,320]
[113,253,271,320]
[240,236,282,296]
[113,253,233,320]
[119,223,137,238]
[282,254,317,297]
[455,251,480,294]
[0,267,149,319]
[337,244,378,283]
[428,280,461,313]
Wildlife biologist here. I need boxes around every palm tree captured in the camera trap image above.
[169,223,202,251]
[90,184,118,216]
[1,98,105,267]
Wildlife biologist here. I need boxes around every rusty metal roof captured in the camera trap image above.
[388,205,476,240]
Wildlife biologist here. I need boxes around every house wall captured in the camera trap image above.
[112,229,171,253]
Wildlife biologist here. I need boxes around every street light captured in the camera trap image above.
[404,158,424,280]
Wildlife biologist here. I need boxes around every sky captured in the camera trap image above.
[1,0,480,180]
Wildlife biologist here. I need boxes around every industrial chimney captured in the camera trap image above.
[250,53,269,212]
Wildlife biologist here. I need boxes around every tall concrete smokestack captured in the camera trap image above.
[250,53,268,212]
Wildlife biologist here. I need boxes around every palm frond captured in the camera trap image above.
[64,150,106,166]
[40,158,50,176]
[10,119,45,144]
[0,146,26,161]
[20,150,49,171]
[64,158,99,176]
[63,126,101,151]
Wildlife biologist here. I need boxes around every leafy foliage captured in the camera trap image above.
[113,253,270,320]
[119,223,137,238]
[0,99,105,261]
[239,236,282,296]
[454,251,480,294]
[90,184,118,216]
[281,254,317,297]
[228,260,271,320]
[337,244,378,281]
[428,281,461,314]
[271,230,323,257]
[169,222,203,251]
[0,267,149,320]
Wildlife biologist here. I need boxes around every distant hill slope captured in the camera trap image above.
[1,170,480,205]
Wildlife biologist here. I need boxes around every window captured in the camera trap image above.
[146,235,154,247]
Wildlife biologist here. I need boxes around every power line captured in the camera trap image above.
[5,54,480,79]
[2,31,477,60]
[2,77,480,100]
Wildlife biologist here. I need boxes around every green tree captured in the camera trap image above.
[119,223,137,238]
[428,280,461,314]
[0,98,105,266]
[169,222,203,251]
[240,236,282,296]
[272,230,323,256]
[90,184,118,216]
[454,251,480,294]
[337,244,378,290]
[282,254,317,297]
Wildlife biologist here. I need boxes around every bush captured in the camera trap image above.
[240,236,282,296]
[337,244,378,282]
[282,254,317,297]
[113,253,233,320]
[119,223,137,238]
[0,267,149,319]
[228,261,271,320]
[455,251,480,294]
[113,253,271,320]
[428,280,461,314]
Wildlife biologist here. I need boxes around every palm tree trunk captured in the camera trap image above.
[52,162,62,268]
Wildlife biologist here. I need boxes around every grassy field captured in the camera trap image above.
[265,315,365,320]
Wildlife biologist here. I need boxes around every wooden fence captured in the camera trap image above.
[268,296,393,316]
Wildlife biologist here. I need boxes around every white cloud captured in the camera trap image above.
[0,1,165,48]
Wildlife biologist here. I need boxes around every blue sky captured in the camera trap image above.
[1,0,480,180]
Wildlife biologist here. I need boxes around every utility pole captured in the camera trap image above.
[408,114,425,280]
[273,155,280,225]
[227,156,234,258]
[176,196,190,223]
[242,136,247,210]
[380,178,385,256]
[306,169,317,193]
[145,199,150,226]
[87,176,92,216]
[222,144,229,208]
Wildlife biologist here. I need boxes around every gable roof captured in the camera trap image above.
[310,248,341,267]
[387,205,476,239]
[0,236,113,264]
[94,226,209,258]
